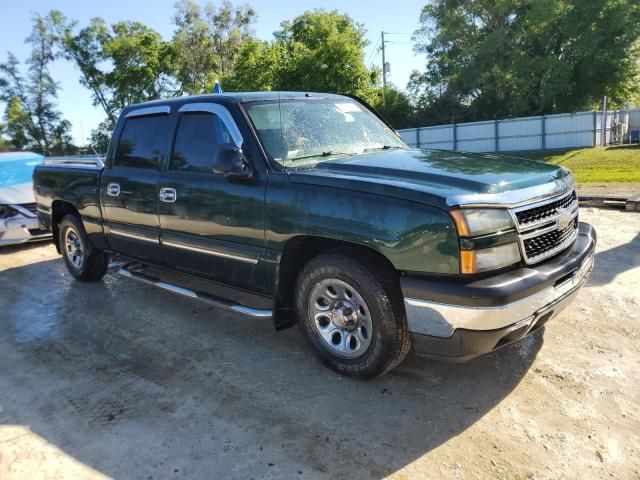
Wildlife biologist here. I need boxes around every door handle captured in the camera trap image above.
[106,183,120,197]
[159,187,177,203]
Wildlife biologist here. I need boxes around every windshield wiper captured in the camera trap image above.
[363,145,403,152]
[288,151,357,162]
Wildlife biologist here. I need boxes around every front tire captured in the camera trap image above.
[58,214,109,282]
[295,252,410,379]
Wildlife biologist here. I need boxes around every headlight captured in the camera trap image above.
[460,242,521,274]
[451,208,520,273]
[0,205,20,219]
[450,208,513,236]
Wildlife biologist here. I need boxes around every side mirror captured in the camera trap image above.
[213,145,253,179]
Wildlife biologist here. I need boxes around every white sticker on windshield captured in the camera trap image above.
[335,102,362,113]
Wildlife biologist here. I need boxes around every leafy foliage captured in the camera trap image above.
[0,15,75,155]
[224,39,285,91]
[227,10,378,102]
[371,86,415,129]
[51,12,175,120]
[170,0,257,95]
[411,0,640,125]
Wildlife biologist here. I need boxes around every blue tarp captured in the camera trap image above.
[0,152,44,188]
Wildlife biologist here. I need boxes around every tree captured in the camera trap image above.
[228,10,378,101]
[170,0,218,95]
[49,12,114,122]
[49,11,175,148]
[89,119,113,154]
[224,39,285,91]
[371,85,415,129]
[275,10,377,100]
[205,1,257,78]
[103,21,176,107]
[3,97,31,150]
[412,0,640,123]
[170,0,256,94]
[0,14,74,155]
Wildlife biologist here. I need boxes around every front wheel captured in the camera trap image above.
[58,214,109,282]
[295,252,410,379]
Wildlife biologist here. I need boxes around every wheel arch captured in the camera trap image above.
[51,200,81,254]
[272,235,399,330]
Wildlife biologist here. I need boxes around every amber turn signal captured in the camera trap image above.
[450,210,470,237]
[460,250,477,274]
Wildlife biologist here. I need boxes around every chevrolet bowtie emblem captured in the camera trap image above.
[557,210,573,229]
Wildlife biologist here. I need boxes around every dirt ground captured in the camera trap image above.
[0,208,639,480]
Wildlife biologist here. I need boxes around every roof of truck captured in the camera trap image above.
[126,91,349,110]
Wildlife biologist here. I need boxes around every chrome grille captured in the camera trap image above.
[523,218,578,261]
[515,191,577,226]
[511,189,579,264]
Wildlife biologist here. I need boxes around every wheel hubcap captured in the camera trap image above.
[308,278,373,359]
[64,228,83,269]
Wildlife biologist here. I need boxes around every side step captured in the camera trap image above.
[118,263,272,319]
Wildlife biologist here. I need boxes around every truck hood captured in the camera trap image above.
[288,149,572,207]
[0,182,35,205]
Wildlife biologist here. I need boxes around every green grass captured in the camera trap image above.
[513,146,640,183]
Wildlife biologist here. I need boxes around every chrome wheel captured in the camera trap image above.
[64,228,83,269]
[308,278,373,359]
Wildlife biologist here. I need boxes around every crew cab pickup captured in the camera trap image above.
[33,92,596,378]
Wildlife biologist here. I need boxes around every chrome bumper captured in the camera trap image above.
[404,252,594,339]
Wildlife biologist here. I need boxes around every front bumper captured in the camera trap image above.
[402,222,596,361]
[0,214,51,247]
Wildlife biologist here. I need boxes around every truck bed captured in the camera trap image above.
[33,160,104,241]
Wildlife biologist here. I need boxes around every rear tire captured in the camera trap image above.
[295,252,410,379]
[58,214,109,282]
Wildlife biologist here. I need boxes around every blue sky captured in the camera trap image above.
[0,0,427,145]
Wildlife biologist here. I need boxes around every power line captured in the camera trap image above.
[366,36,381,65]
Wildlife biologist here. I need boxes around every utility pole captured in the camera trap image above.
[381,31,388,107]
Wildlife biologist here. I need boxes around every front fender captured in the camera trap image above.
[265,173,459,275]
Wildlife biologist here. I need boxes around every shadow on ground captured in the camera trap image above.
[0,257,541,478]
[590,231,640,287]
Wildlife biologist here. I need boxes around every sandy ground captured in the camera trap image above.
[0,208,639,480]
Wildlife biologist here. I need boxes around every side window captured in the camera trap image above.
[171,112,232,173]
[114,115,168,169]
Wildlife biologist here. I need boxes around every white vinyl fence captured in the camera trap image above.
[398,108,640,152]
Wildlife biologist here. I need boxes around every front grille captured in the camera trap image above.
[515,191,577,226]
[512,189,579,264]
[523,218,578,261]
[20,202,38,214]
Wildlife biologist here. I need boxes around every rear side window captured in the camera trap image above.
[170,112,232,173]
[114,115,169,169]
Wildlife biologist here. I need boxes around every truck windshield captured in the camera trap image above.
[244,98,406,167]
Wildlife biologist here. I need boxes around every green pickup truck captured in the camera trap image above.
[33,92,596,378]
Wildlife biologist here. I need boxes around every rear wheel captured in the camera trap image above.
[58,214,109,281]
[295,252,410,379]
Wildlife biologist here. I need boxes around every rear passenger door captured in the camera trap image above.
[101,107,170,262]
[157,102,267,291]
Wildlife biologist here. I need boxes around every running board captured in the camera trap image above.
[118,264,272,319]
